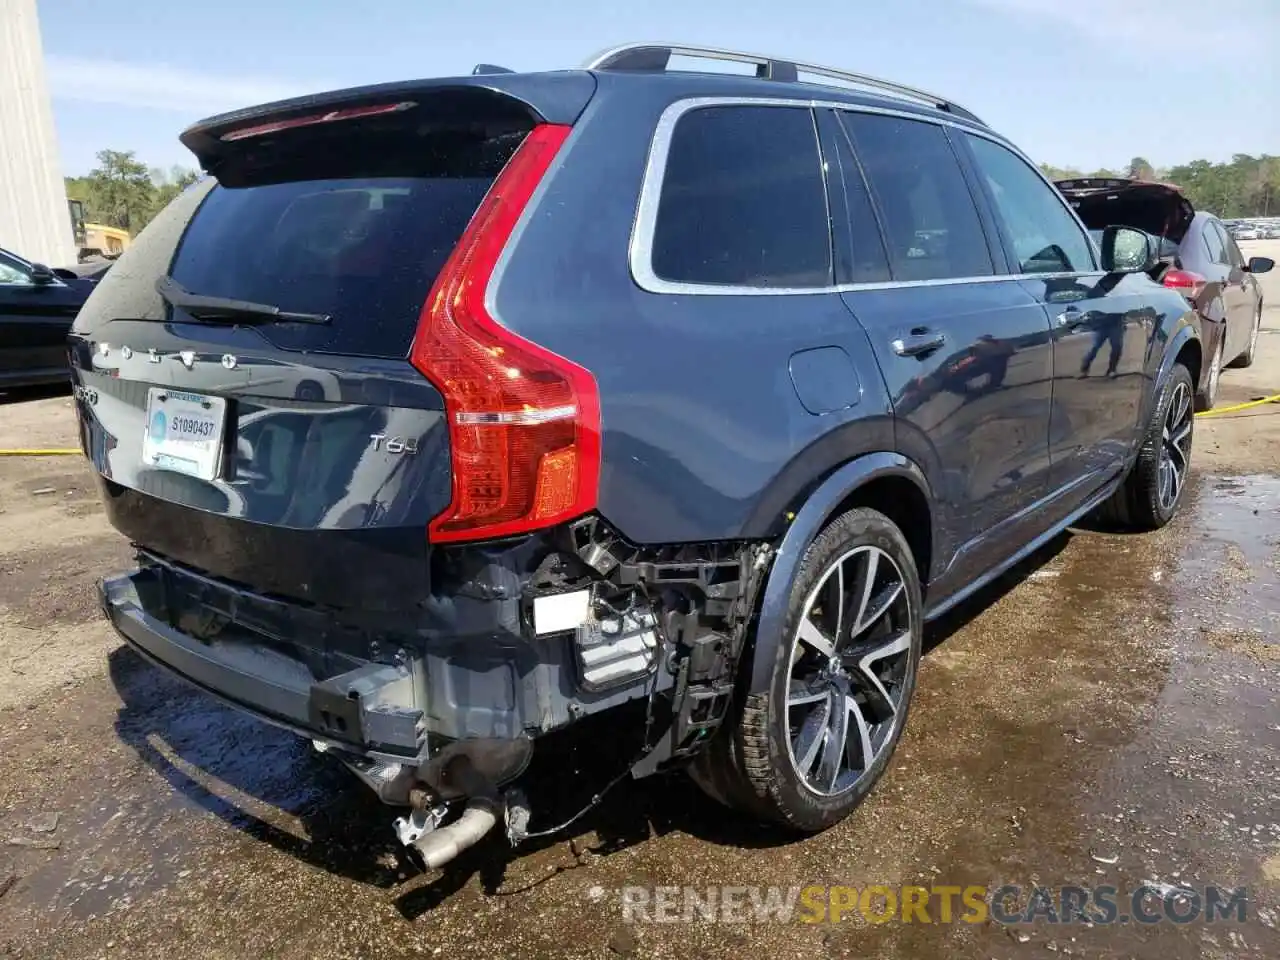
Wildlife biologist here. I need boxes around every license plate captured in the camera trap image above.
[141,388,226,481]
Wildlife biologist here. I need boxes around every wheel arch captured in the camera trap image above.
[1170,327,1202,392]
[1141,310,1200,428]
[746,452,933,694]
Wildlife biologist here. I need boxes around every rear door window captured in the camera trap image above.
[1203,221,1228,265]
[650,105,832,288]
[1215,222,1245,267]
[815,110,891,284]
[839,112,993,282]
[170,132,521,358]
[964,134,1096,275]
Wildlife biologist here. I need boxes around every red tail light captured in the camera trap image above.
[1162,269,1206,299]
[410,123,601,544]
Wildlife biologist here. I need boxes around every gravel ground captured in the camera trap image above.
[0,242,1277,959]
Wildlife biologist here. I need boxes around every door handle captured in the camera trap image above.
[892,331,947,357]
[1056,307,1090,329]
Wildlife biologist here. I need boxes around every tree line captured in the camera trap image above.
[1040,154,1280,219]
[65,147,1280,241]
[64,149,201,235]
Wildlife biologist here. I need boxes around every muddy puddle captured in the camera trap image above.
[0,475,1277,958]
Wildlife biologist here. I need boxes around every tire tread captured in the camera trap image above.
[1096,362,1193,531]
[690,507,922,832]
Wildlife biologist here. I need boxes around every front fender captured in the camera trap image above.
[747,452,931,694]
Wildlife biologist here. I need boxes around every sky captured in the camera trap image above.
[36,0,1279,178]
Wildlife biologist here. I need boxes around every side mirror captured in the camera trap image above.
[1100,225,1157,274]
[28,263,56,285]
[1246,256,1275,274]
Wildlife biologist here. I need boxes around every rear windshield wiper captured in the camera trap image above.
[155,276,331,325]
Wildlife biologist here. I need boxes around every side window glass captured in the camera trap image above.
[964,134,1095,274]
[841,112,992,282]
[651,105,832,288]
[1203,222,1227,264]
[0,258,31,285]
[1218,224,1244,267]
[815,110,891,284]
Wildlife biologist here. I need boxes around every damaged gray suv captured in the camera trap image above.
[70,43,1204,867]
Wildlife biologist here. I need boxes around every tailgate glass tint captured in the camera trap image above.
[170,129,526,358]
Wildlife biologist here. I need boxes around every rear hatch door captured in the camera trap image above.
[1056,177,1195,246]
[69,77,593,615]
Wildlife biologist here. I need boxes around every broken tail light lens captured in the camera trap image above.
[410,123,601,544]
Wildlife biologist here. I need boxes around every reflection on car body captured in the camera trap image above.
[1058,177,1273,408]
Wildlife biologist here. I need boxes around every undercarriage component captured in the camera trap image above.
[415,736,534,800]
[393,800,449,846]
[334,751,417,805]
[396,758,501,871]
[557,518,775,775]
[503,788,532,844]
[409,800,499,870]
[503,766,634,845]
[576,604,660,691]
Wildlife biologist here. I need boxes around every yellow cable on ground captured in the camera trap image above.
[0,449,81,456]
[1196,393,1280,417]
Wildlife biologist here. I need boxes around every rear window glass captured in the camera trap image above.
[170,133,521,358]
[651,105,832,288]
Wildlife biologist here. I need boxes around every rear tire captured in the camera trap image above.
[1096,362,1194,531]
[1195,334,1223,412]
[690,507,922,832]
[1230,304,1262,369]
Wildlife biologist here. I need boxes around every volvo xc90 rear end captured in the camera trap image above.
[72,43,1202,871]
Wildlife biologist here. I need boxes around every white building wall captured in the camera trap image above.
[0,0,75,267]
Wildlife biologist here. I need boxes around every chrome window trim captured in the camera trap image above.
[629,95,1100,296]
[628,97,834,296]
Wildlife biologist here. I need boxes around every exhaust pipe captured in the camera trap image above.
[407,797,499,870]
[400,756,500,871]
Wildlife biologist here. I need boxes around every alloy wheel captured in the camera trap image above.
[785,545,914,796]
[1158,380,1193,512]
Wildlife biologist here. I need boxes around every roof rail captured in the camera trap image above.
[583,42,984,125]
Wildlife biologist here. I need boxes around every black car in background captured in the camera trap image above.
[0,246,94,390]
[1056,178,1273,409]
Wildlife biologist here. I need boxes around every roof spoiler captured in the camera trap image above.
[179,72,596,174]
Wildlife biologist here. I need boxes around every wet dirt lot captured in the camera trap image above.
[1,244,1278,959]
